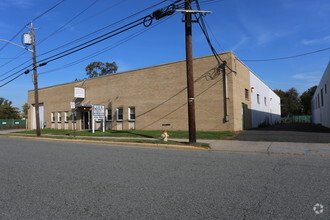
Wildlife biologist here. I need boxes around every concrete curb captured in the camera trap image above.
[0,135,209,151]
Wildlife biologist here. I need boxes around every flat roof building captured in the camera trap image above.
[312,62,330,128]
[28,52,281,131]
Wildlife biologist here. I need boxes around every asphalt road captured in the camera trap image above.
[0,137,329,219]
[235,123,330,143]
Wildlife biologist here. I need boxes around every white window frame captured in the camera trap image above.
[116,107,123,121]
[51,112,55,122]
[264,97,267,106]
[106,108,112,121]
[64,111,69,122]
[128,107,135,121]
[58,112,62,122]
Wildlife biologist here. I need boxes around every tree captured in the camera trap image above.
[22,102,29,119]
[274,88,302,117]
[300,85,317,115]
[0,97,20,119]
[85,61,118,78]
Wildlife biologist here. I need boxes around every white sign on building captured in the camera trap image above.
[92,105,105,120]
[74,87,85,98]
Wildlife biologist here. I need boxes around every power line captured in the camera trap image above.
[0,1,181,87]
[0,0,65,67]
[0,0,169,79]
[38,0,99,45]
[31,0,65,23]
[39,15,174,75]
[36,0,169,58]
[37,2,182,66]
[241,47,330,62]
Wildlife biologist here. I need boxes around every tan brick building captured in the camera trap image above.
[28,52,281,131]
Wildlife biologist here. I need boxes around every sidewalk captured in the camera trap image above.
[1,129,330,156]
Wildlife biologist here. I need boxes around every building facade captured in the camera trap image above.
[28,52,281,131]
[312,62,330,128]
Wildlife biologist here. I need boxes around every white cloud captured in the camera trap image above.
[302,36,330,45]
[11,0,34,8]
[292,71,322,87]
[230,36,248,51]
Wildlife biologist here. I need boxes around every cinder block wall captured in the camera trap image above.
[28,52,252,131]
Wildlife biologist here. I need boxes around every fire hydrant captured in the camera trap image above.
[161,130,169,142]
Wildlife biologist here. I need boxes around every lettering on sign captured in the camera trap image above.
[93,105,105,120]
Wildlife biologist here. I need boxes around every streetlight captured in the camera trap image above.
[0,22,41,137]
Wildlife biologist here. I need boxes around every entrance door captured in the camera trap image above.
[81,111,91,130]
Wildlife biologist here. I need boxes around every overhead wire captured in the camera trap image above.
[40,15,175,75]
[240,47,330,62]
[0,0,65,69]
[0,0,182,87]
[37,0,99,45]
[36,0,169,58]
[37,1,183,66]
[0,0,169,79]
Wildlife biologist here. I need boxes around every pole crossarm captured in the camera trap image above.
[0,39,33,52]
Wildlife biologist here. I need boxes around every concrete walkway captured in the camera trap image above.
[1,129,330,156]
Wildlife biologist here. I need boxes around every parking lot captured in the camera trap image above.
[234,123,330,143]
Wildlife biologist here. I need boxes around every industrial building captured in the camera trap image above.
[312,62,330,128]
[27,52,281,131]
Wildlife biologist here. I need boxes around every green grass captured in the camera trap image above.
[14,129,235,140]
[8,134,210,149]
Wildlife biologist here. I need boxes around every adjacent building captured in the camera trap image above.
[27,52,281,131]
[312,62,330,128]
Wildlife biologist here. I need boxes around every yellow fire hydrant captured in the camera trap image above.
[161,130,169,142]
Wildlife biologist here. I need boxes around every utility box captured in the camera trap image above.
[23,33,32,45]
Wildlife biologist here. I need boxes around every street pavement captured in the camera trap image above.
[0,137,329,219]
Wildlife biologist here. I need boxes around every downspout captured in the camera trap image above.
[222,61,229,122]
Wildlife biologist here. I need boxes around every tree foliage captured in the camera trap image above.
[85,61,118,78]
[22,102,29,119]
[0,97,20,119]
[274,86,318,117]
[274,88,301,117]
[300,85,317,115]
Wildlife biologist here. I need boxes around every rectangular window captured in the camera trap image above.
[325,84,327,94]
[58,112,62,122]
[128,107,135,121]
[51,112,55,122]
[264,97,267,106]
[257,94,260,104]
[318,94,320,108]
[116,107,123,121]
[106,108,112,121]
[64,111,69,122]
[245,89,249,100]
[321,89,324,106]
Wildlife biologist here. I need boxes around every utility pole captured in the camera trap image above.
[184,0,196,144]
[29,23,41,137]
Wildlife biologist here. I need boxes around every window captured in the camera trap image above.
[318,94,320,108]
[264,97,267,106]
[116,107,123,121]
[257,94,260,104]
[58,112,62,122]
[245,89,249,100]
[51,112,55,122]
[64,111,69,122]
[321,89,324,107]
[128,107,135,121]
[106,108,112,121]
[325,84,327,94]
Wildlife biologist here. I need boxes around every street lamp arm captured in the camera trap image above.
[0,39,33,53]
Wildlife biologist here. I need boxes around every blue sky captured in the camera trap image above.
[0,0,329,110]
